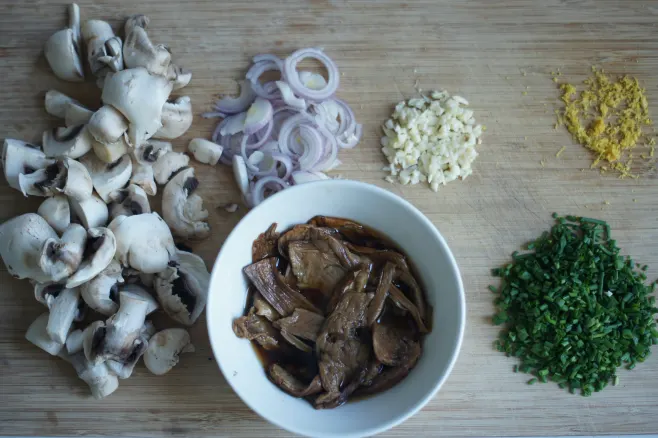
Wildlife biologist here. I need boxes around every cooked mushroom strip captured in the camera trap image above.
[277,224,340,259]
[387,285,429,333]
[120,283,159,315]
[0,214,59,282]
[372,319,421,368]
[46,287,81,344]
[367,262,396,326]
[244,257,321,316]
[19,158,92,201]
[327,267,370,315]
[37,195,71,234]
[44,3,84,82]
[61,350,119,399]
[233,311,286,351]
[2,139,54,191]
[102,67,173,147]
[154,96,193,139]
[252,223,279,262]
[86,291,150,377]
[356,354,421,398]
[69,194,108,229]
[188,138,223,165]
[253,291,280,322]
[39,223,87,282]
[80,259,123,315]
[154,250,209,326]
[267,365,323,398]
[308,215,385,248]
[344,243,409,272]
[42,125,93,159]
[162,167,210,240]
[108,184,151,220]
[152,150,189,185]
[109,212,177,273]
[395,268,428,326]
[81,20,123,84]
[143,328,194,375]
[79,153,132,203]
[25,313,65,355]
[66,227,117,288]
[273,309,324,342]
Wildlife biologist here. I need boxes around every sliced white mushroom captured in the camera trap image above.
[19,158,93,201]
[66,328,85,354]
[0,213,59,282]
[61,350,119,399]
[25,312,65,355]
[123,15,172,76]
[81,20,124,82]
[44,90,81,119]
[42,125,93,159]
[37,195,71,234]
[129,156,157,196]
[162,167,210,240]
[152,150,189,185]
[188,138,223,165]
[66,227,117,288]
[144,328,194,375]
[46,287,81,344]
[154,96,193,139]
[65,105,94,127]
[134,139,172,165]
[167,64,192,91]
[101,67,173,147]
[69,194,108,229]
[44,4,84,82]
[87,106,128,146]
[79,153,132,202]
[108,184,151,220]
[120,283,159,315]
[39,223,87,282]
[154,250,209,326]
[80,259,123,315]
[2,139,54,191]
[86,291,150,378]
[109,212,177,274]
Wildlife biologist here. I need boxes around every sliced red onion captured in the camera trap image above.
[253,54,282,64]
[220,112,247,136]
[338,123,362,149]
[202,111,227,119]
[276,112,314,157]
[250,176,288,206]
[291,170,330,184]
[214,80,256,114]
[244,98,273,135]
[282,48,339,101]
[299,71,328,90]
[276,81,306,110]
[272,153,294,180]
[261,141,280,153]
[313,124,338,171]
[246,60,283,99]
[297,124,324,170]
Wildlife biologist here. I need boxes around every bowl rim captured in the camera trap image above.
[207,180,466,438]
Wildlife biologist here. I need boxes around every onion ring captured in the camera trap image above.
[282,48,339,101]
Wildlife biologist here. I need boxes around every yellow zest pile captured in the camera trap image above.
[556,67,656,177]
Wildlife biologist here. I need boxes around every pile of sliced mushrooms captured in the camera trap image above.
[0,4,218,399]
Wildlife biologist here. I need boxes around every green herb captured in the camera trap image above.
[490,214,657,396]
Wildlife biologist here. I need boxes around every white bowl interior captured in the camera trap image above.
[207,180,465,438]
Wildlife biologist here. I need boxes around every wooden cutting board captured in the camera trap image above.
[1,0,657,436]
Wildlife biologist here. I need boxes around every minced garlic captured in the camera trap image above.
[556,68,655,177]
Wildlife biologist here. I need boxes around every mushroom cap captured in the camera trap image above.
[80,259,123,315]
[87,105,128,146]
[109,212,177,274]
[81,20,124,78]
[120,283,159,315]
[44,28,84,82]
[108,184,151,220]
[101,67,173,147]
[0,213,59,282]
[42,125,93,159]
[66,227,117,288]
[154,96,193,140]
[123,15,172,77]
[162,167,210,240]
[69,193,109,229]
[154,250,209,326]
[37,195,71,234]
[143,328,194,375]
[79,153,132,203]
[2,139,54,191]
[39,223,87,282]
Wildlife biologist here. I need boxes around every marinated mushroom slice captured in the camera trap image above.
[66,227,117,288]
[252,222,280,262]
[80,259,123,315]
[395,268,428,326]
[0,213,59,283]
[388,285,429,334]
[244,257,321,317]
[253,291,280,322]
[277,224,340,259]
[162,167,210,240]
[143,328,195,375]
[273,309,325,342]
[108,184,151,220]
[267,365,322,398]
[154,250,209,326]
[372,319,421,367]
[308,216,388,248]
[367,262,397,326]
[233,311,286,352]
[327,267,370,315]
[109,212,177,274]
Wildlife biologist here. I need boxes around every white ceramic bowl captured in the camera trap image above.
[207,180,465,438]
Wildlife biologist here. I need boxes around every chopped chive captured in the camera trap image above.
[527,378,538,385]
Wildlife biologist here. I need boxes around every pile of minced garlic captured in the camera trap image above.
[556,67,656,177]
[381,91,483,191]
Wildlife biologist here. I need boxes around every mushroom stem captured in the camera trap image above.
[61,350,119,399]
[25,313,64,355]
[80,259,123,315]
[188,138,223,165]
[66,328,84,354]
[37,195,71,235]
[46,287,81,344]
[69,194,108,229]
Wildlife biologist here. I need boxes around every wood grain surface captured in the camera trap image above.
[1,0,657,436]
